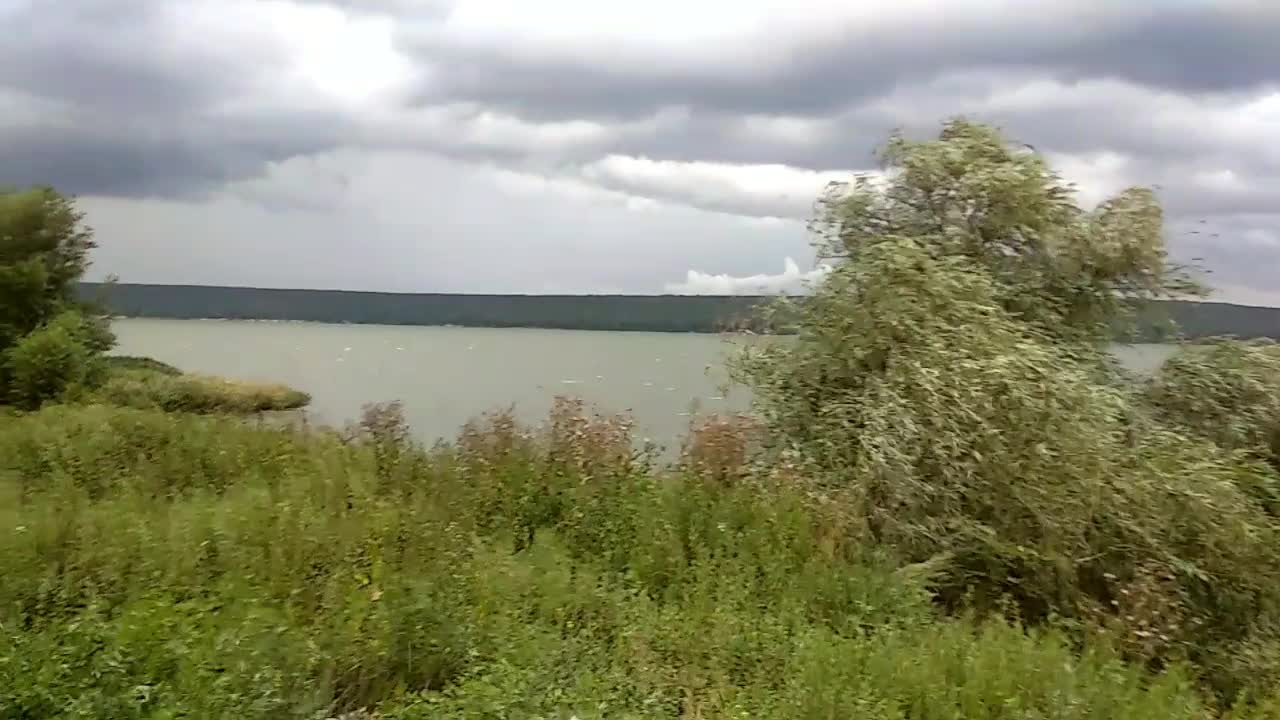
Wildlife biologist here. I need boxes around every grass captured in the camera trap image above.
[102,355,183,376]
[91,365,311,415]
[1,400,1273,719]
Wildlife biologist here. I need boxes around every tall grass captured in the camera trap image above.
[90,367,311,414]
[1,399,1270,718]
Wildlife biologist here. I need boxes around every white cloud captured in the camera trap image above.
[1044,151,1134,209]
[581,155,864,219]
[180,0,417,113]
[665,257,830,295]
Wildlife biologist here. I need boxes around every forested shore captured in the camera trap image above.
[79,282,1280,339]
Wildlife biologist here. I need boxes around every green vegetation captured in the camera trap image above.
[0,186,309,416]
[92,367,311,414]
[4,121,1280,717]
[0,401,1248,719]
[102,355,183,376]
[1,187,112,408]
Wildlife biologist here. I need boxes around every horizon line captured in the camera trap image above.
[78,281,1280,310]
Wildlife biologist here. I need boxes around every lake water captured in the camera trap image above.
[110,318,1177,452]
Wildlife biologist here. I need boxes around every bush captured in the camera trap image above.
[2,310,104,409]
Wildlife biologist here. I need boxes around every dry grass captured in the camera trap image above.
[94,367,311,414]
[679,412,766,485]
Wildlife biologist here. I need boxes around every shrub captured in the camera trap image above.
[2,310,104,409]
[678,412,765,485]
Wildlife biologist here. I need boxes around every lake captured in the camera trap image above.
[110,318,1177,452]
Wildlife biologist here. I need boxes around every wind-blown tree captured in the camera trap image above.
[736,119,1280,703]
[1145,338,1280,474]
[0,186,113,403]
[808,118,1204,345]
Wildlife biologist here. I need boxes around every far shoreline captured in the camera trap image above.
[84,283,1280,340]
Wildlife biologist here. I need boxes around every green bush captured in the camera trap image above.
[2,310,104,409]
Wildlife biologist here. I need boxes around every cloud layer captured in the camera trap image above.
[2,0,1278,303]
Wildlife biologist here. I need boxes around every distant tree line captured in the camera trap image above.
[79,282,1280,340]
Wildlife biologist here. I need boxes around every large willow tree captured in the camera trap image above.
[808,118,1203,344]
[737,120,1280,702]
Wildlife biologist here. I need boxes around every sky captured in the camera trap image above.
[2,0,1279,302]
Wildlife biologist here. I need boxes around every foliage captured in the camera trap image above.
[807,118,1203,344]
[0,187,104,352]
[0,402,1240,719]
[0,187,113,402]
[2,310,105,409]
[735,119,1280,704]
[5,125,1280,716]
[1144,339,1280,470]
[92,367,311,415]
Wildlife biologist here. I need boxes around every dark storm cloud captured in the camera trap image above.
[405,4,1280,121]
[4,0,1276,203]
[0,0,254,113]
[0,0,351,197]
[0,126,241,198]
[0,115,353,198]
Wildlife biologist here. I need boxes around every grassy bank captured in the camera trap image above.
[0,399,1272,719]
[88,356,312,415]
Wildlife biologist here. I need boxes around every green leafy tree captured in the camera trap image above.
[808,118,1204,344]
[736,120,1280,700]
[1145,339,1280,472]
[0,186,112,398]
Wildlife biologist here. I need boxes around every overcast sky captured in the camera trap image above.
[2,0,1279,302]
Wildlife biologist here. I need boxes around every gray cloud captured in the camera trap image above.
[0,0,1277,302]
[0,0,257,114]
[405,4,1280,120]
